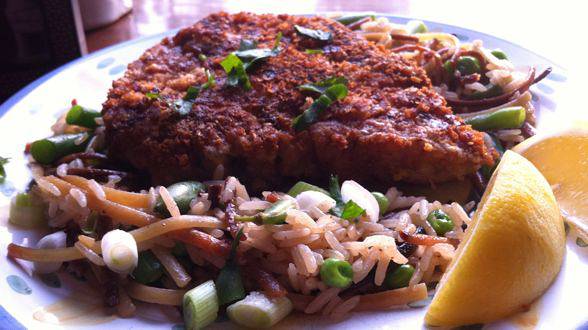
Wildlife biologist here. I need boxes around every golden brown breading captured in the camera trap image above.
[102,12,494,189]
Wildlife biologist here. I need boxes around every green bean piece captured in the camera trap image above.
[155,181,205,217]
[426,209,454,236]
[456,56,481,75]
[464,106,526,131]
[371,192,389,216]
[65,105,101,128]
[132,251,164,284]
[480,133,505,179]
[384,264,415,289]
[466,84,503,100]
[443,60,454,78]
[491,49,508,60]
[335,14,373,26]
[320,258,353,288]
[216,229,245,305]
[406,20,428,34]
[287,181,329,197]
[30,133,91,164]
[260,199,296,225]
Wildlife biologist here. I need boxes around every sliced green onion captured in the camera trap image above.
[9,193,46,228]
[371,192,389,216]
[30,133,91,164]
[260,199,296,224]
[299,76,348,95]
[65,105,101,128]
[320,258,353,288]
[406,20,428,34]
[155,181,205,217]
[227,291,293,328]
[464,106,526,131]
[101,229,138,274]
[335,14,374,26]
[287,181,329,197]
[183,280,219,330]
[132,251,164,284]
[340,200,366,220]
[384,264,415,289]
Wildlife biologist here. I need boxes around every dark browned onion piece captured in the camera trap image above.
[347,17,372,30]
[399,231,460,247]
[391,33,419,43]
[533,67,552,84]
[57,152,108,165]
[66,167,129,180]
[445,67,536,109]
[225,202,246,240]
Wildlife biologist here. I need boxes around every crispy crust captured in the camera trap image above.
[102,12,494,189]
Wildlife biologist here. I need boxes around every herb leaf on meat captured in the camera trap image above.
[173,69,217,115]
[292,77,348,131]
[294,25,332,42]
[221,53,252,90]
[305,49,324,55]
[273,31,283,51]
[145,92,160,100]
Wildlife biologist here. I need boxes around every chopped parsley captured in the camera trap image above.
[328,175,366,220]
[145,92,160,100]
[292,76,348,131]
[221,33,283,90]
[294,25,332,42]
[173,69,216,115]
[0,156,8,180]
[221,54,252,90]
[305,49,324,55]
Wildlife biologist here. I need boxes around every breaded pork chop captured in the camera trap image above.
[102,12,495,189]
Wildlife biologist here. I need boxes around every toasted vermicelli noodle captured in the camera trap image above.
[126,281,186,306]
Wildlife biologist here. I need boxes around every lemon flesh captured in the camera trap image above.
[512,124,588,235]
[425,151,565,327]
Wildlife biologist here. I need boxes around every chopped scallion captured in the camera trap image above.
[227,291,293,328]
[216,228,246,305]
[305,49,324,55]
[287,181,329,197]
[65,105,101,128]
[183,280,219,330]
[9,192,46,228]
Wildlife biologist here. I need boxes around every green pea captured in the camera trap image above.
[320,258,353,288]
[371,192,389,216]
[443,60,454,78]
[456,56,481,75]
[426,209,454,236]
[385,264,415,289]
[491,49,508,60]
[132,251,163,284]
[154,181,205,217]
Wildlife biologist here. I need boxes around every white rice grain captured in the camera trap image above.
[330,296,360,318]
[69,188,87,208]
[287,263,300,291]
[273,228,311,240]
[239,200,271,211]
[322,295,342,316]
[36,178,61,196]
[305,287,341,314]
[297,244,317,275]
[374,254,390,286]
[88,179,106,200]
[56,163,69,177]
[324,230,349,259]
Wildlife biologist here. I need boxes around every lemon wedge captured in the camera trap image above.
[512,123,588,238]
[425,151,565,327]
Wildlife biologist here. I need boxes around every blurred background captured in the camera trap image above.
[0,0,583,103]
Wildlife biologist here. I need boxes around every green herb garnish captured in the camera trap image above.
[0,156,9,180]
[173,69,216,115]
[327,175,365,220]
[305,49,324,55]
[292,77,348,131]
[221,53,252,90]
[294,25,332,42]
[145,92,160,100]
[273,32,283,51]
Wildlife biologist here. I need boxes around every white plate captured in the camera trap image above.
[0,14,585,330]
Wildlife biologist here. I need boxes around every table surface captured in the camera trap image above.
[86,0,584,72]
